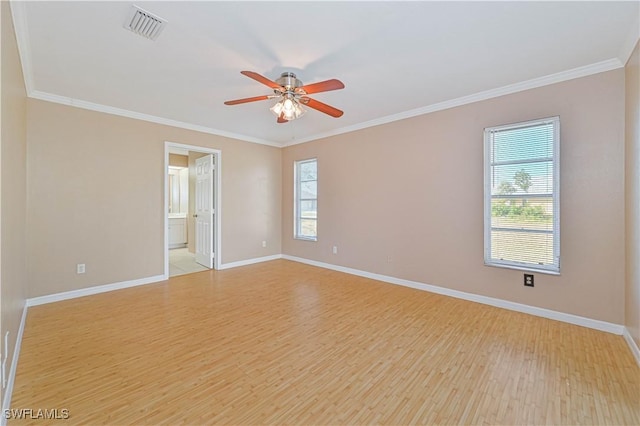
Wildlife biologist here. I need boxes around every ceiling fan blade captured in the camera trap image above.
[302,97,344,118]
[224,95,270,105]
[240,71,282,89]
[298,79,345,94]
[277,113,288,124]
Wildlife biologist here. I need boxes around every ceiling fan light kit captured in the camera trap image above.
[270,95,305,121]
[224,71,345,123]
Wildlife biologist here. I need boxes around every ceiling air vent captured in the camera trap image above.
[124,5,166,41]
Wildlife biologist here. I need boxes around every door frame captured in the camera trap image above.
[164,141,222,277]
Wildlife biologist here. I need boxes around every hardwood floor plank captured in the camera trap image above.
[9,260,640,425]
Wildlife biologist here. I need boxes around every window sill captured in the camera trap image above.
[484,262,560,276]
[294,236,317,242]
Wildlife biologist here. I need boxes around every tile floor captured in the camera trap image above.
[169,247,209,277]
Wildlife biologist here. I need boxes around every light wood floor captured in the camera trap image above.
[10,260,640,425]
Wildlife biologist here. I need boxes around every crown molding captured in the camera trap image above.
[10,0,625,149]
[28,91,282,148]
[283,58,624,147]
[619,13,640,65]
[10,0,33,94]
[11,0,280,148]
[26,55,623,150]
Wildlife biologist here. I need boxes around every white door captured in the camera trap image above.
[195,154,214,268]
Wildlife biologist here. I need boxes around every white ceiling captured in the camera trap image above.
[11,1,640,147]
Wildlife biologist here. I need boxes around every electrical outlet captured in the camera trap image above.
[77,263,86,274]
[524,274,534,287]
[262,240,267,248]
[332,246,338,255]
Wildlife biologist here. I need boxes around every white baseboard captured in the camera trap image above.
[25,254,287,306]
[1,303,28,426]
[26,274,166,307]
[282,255,624,335]
[219,254,282,270]
[623,327,640,367]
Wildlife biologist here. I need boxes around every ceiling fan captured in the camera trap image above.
[224,71,345,123]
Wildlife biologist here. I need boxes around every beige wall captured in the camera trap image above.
[1,0,28,405]
[625,41,640,346]
[26,100,281,297]
[283,69,625,324]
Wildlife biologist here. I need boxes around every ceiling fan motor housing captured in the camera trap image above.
[276,72,303,92]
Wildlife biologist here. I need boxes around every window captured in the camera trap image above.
[294,158,317,241]
[484,117,560,273]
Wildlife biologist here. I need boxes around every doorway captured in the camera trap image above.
[164,142,221,278]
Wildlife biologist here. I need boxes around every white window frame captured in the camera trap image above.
[294,158,318,241]
[483,116,560,274]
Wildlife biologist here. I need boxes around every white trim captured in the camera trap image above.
[283,59,623,147]
[1,304,28,426]
[26,274,165,307]
[219,254,282,270]
[10,0,624,152]
[28,90,281,148]
[164,142,222,274]
[484,262,560,276]
[623,327,640,367]
[619,14,640,65]
[168,243,187,250]
[22,57,622,149]
[281,255,624,335]
[10,1,278,148]
[164,147,170,279]
[9,1,33,94]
